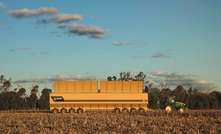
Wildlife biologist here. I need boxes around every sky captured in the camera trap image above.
[0,0,221,92]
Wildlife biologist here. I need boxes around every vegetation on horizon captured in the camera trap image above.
[0,72,221,111]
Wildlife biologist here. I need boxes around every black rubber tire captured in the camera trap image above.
[60,108,67,113]
[122,108,129,113]
[69,108,75,114]
[138,108,145,114]
[52,108,59,113]
[114,108,121,113]
[77,108,84,113]
[130,108,137,113]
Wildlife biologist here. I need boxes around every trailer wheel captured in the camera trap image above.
[165,105,173,113]
[69,108,75,113]
[77,108,84,113]
[130,108,137,113]
[122,108,129,113]
[60,108,67,113]
[114,108,121,113]
[69,108,75,114]
[52,108,59,113]
[138,108,145,114]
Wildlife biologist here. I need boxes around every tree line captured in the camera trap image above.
[0,72,221,111]
[0,75,51,110]
[108,72,221,110]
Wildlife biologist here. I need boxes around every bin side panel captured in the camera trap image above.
[100,81,107,93]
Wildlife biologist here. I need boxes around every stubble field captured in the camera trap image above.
[0,110,221,134]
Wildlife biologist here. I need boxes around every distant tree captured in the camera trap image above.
[107,76,112,81]
[187,87,193,94]
[209,94,219,109]
[118,72,132,81]
[193,88,199,94]
[159,88,172,109]
[107,76,117,81]
[0,75,4,82]
[28,85,39,109]
[134,71,146,81]
[28,93,38,109]
[0,75,12,92]
[38,88,52,110]
[17,88,26,97]
[16,87,28,109]
[112,76,117,81]
[171,86,187,102]
[0,91,20,110]
[148,88,160,109]
[191,92,210,109]
[209,91,221,109]
[144,81,153,93]
[31,85,38,94]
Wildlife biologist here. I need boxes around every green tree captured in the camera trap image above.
[159,88,172,109]
[107,76,117,81]
[38,88,52,110]
[148,88,160,109]
[0,75,12,92]
[0,91,20,110]
[28,85,39,109]
[209,91,221,109]
[118,72,132,81]
[28,93,38,109]
[134,71,146,81]
[17,87,28,109]
[209,94,219,109]
[172,86,187,102]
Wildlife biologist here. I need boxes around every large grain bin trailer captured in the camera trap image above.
[50,81,148,113]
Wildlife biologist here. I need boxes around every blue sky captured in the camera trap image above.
[0,0,221,92]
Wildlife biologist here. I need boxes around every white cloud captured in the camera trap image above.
[150,71,215,90]
[13,78,49,84]
[13,74,103,84]
[37,14,83,24]
[8,7,58,18]
[9,48,30,52]
[67,23,106,39]
[7,7,107,40]
[151,52,169,58]
[133,56,147,59]
[112,42,132,46]
[51,14,83,23]
[51,74,102,81]
[40,52,49,55]
[0,2,7,9]
[57,24,67,28]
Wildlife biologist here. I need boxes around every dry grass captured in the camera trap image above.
[0,111,221,134]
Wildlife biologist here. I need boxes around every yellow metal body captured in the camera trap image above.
[54,81,98,93]
[50,81,148,112]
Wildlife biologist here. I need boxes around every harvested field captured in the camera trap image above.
[0,111,221,134]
